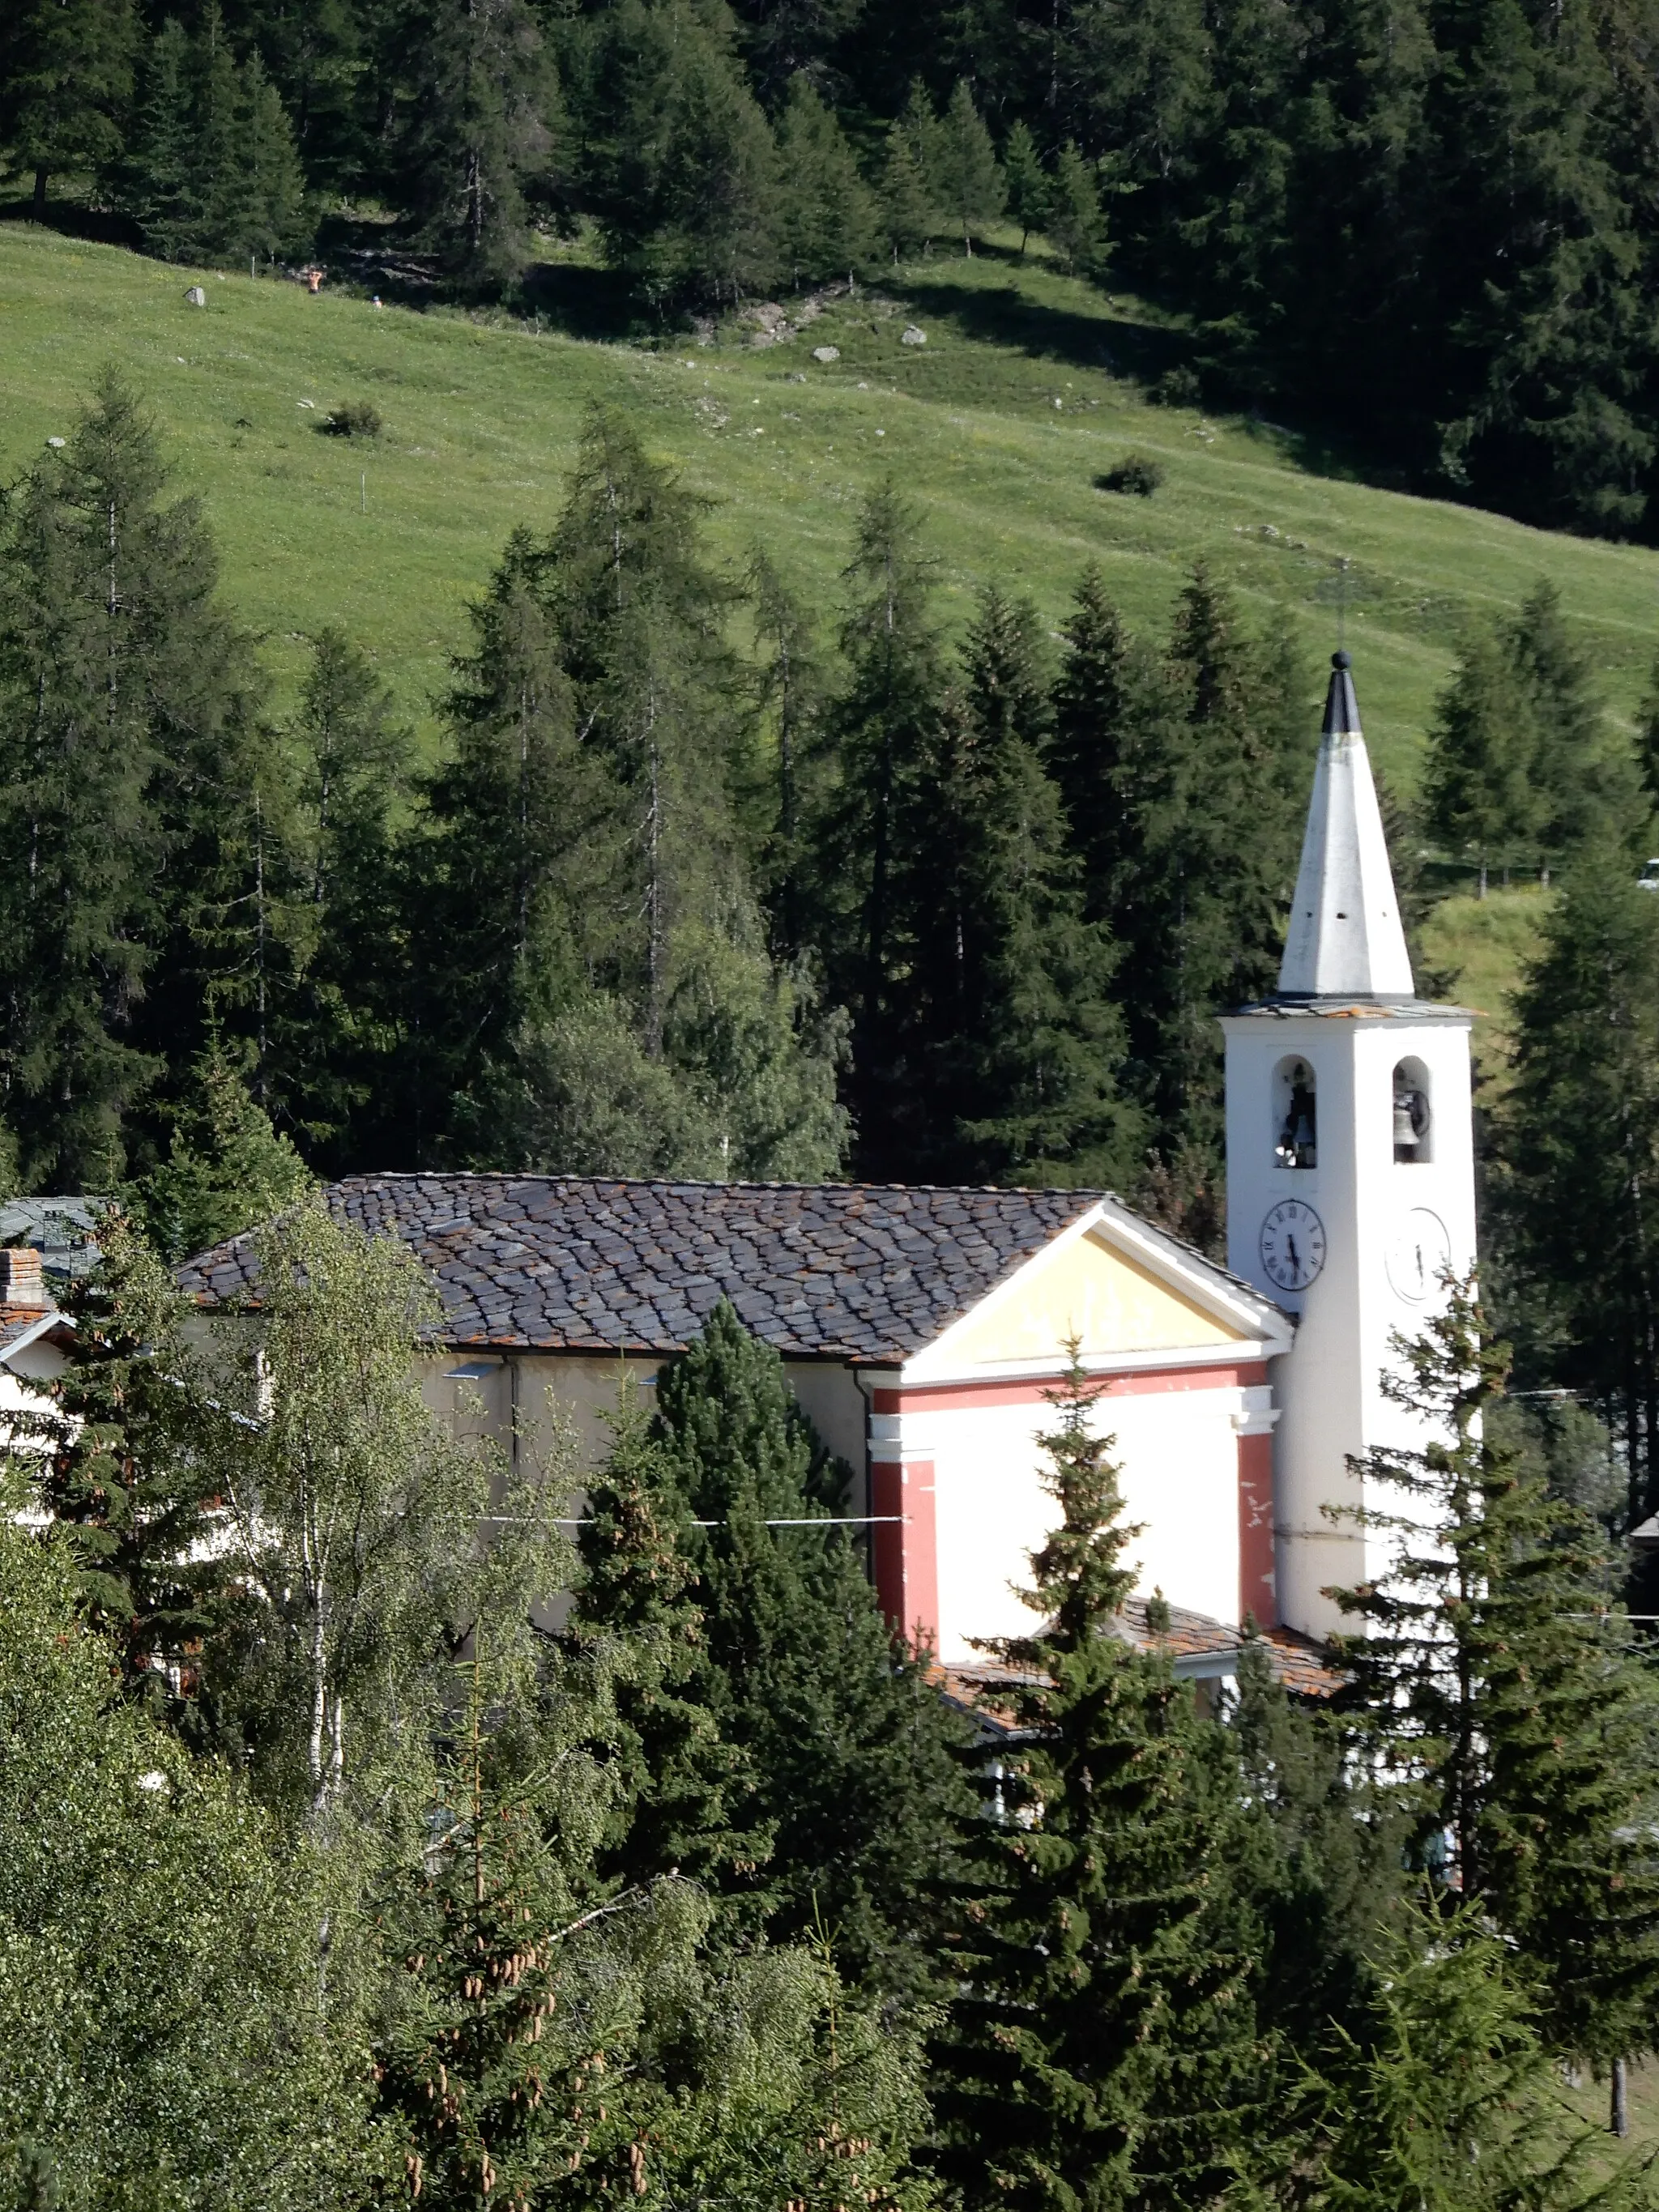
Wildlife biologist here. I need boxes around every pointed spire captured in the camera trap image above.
[1277,653,1414,1000]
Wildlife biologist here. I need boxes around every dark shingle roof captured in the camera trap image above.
[178,1174,1116,1364]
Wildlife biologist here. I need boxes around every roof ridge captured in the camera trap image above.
[330,1170,1114,1199]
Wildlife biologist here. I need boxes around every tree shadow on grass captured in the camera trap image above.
[896,258,1191,386]
[0,196,141,249]
[518,256,644,343]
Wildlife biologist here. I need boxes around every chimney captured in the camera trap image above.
[0,1246,48,1311]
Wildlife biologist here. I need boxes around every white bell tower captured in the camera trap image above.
[1221,651,1476,1640]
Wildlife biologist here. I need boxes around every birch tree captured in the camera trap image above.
[211,1193,536,1823]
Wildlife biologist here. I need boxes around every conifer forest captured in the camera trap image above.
[11,1,1659,2206]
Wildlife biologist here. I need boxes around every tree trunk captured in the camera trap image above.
[1612,2056,1629,2137]
[32,168,49,221]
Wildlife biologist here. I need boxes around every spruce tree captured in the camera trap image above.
[934,79,1005,254]
[233,51,309,263]
[117,19,199,260]
[569,1387,756,1892]
[408,526,605,1161]
[1286,1903,1644,2212]
[287,625,410,1169]
[1496,855,1659,1518]
[117,6,311,264]
[930,1355,1268,2211]
[28,1208,237,1732]
[1151,566,1304,1166]
[1230,1630,1407,2054]
[905,585,1142,1185]
[774,72,877,282]
[652,1302,974,1999]
[0,0,139,219]
[1329,1277,1659,2095]
[133,1034,312,1260]
[1637,650,1659,819]
[1423,624,1537,893]
[809,479,947,1178]
[1508,579,1637,863]
[1047,565,1301,1191]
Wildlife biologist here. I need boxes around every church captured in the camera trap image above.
[172,649,1475,1684]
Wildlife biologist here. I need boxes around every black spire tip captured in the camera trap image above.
[1322,651,1361,737]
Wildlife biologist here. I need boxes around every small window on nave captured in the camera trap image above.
[1393,1059,1432,1163]
[1273,1057,1317,1169]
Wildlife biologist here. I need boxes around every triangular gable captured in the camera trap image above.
[901,1201,1291,1383]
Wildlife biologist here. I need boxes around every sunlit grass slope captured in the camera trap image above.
[3,220,1659,786]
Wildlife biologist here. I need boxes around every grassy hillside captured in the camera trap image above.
[5,220,1659,789]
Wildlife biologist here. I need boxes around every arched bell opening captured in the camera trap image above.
[1273,1056,1317,1170]
[1393,1057,1433,1163]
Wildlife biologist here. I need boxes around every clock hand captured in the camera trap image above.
[1286,1233,1301,1274]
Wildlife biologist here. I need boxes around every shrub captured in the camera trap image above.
[318,400,382,438]
[1096,453,1166,497]
[1149,364,1201,408]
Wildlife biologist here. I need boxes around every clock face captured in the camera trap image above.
[1387,1208,1451,1303]
[1260,1200,1326,1292]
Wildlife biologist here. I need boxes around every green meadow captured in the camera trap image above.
[5,219,1659,797]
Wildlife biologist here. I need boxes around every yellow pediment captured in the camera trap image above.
[940,1226,1251,1369]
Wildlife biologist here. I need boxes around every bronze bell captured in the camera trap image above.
[1393,1094,1417,1148]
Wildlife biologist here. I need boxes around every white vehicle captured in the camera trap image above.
[1640,858,1659,891]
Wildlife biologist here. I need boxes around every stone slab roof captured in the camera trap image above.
[178,1174,1128,1366]
[942,1614,1341,1737]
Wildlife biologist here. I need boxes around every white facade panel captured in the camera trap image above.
[923,1383,1249,1662]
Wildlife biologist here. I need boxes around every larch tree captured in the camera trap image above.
[1001,117,1050,253]
[1048,141,1107,275]
[398,0,561,288]
[0,369,254,1187]
[0,0,139,218]
[934,79,1005,253]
